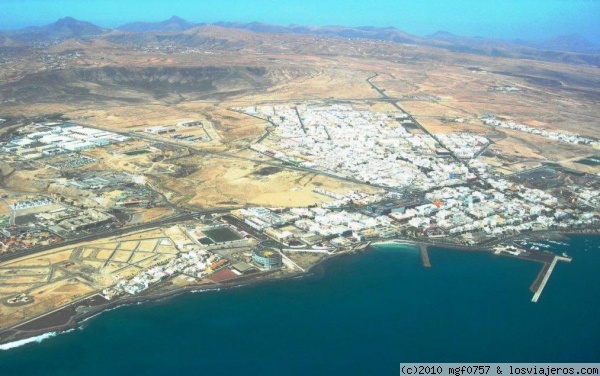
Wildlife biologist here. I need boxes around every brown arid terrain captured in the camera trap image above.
[0,19,599,337]
[2,24,599,207]
[0,227,181,330]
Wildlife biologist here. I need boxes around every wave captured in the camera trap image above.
[0,329,76,351]
[0,332,57,351]
[191,288,220,294]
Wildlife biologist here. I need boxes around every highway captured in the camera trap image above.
[0,74,493,264]
[68,87,439,196]
[367,72,492,188]
[81,120,388,191]
[0,97,408,264]
[295,106,308,134]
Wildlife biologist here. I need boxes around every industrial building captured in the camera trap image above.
[55,209,114,232]
[0,122,129,161]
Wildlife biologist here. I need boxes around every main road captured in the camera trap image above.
[366,73,491,188]
[0,76,483,264]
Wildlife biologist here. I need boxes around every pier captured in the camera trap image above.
[493,246,573,303]
[419,244,431,268]
[530,255,571,303]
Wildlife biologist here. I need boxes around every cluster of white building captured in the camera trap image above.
[110,249,223,296]
[244,105,486,190]
[1,122,129,160]
[408,178,598,237]
[569,186,600,208]
[144,124,208,142]
[292,207,391,238]
[9,197,53,210]
[313,188,384,209]
[488,86,521,92]
[238,104,600,242]
[436,133,489,159]
[481,116,599,146]
[145,126,175,134]
[315,182,596,240]
[239,199,406,245]
[238,207,289,231]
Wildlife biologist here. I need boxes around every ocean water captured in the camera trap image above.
[0,235,598,376]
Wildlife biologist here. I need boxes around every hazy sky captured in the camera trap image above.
[2,0,599,43]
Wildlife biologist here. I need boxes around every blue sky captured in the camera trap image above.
[2,0,599,43]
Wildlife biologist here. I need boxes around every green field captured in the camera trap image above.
[203,227,243,243]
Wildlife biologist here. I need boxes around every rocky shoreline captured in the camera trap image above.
[0,245,358,347]
[1,229,596,348]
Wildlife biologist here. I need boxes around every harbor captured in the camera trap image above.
[493,244,573,302]
[2,234,598,373]
[531,255,572,303]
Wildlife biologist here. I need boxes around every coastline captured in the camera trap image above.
[0,230,597,349]
[0,235,483,348]
[0,270,280,348]
[0,244,354,348]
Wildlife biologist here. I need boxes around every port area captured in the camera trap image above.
[530,255,572,303]
[493,245,571,302]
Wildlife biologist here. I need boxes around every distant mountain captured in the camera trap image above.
[118,16,200,33]
[5,17,595,56]
[0,35,22,48]
[213,21,293,34]
[2,17,106,42]
[427,31,600,55]
[427,31,489,44]
[1,17,599,67]
[107,25,252,50]
[514,34,600,55]
[202,22,600,67]
[424,31,523,56]
[427,31,455,40]
[213,22,422,44]
[211,22,600,57]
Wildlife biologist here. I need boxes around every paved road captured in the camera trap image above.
[367,73,492,188]
[295,106,308,134]
[0,77,497,264]
[76,99,421,195]
[0,208,235,263]
[0,98,402,264]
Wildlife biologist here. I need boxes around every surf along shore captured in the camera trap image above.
[2,227,595,348]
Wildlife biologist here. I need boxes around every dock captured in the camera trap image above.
[493,246,572,303]
[531,255,571,303]
[419,244,431,268]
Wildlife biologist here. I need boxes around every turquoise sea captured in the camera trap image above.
[0,235,598,375]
